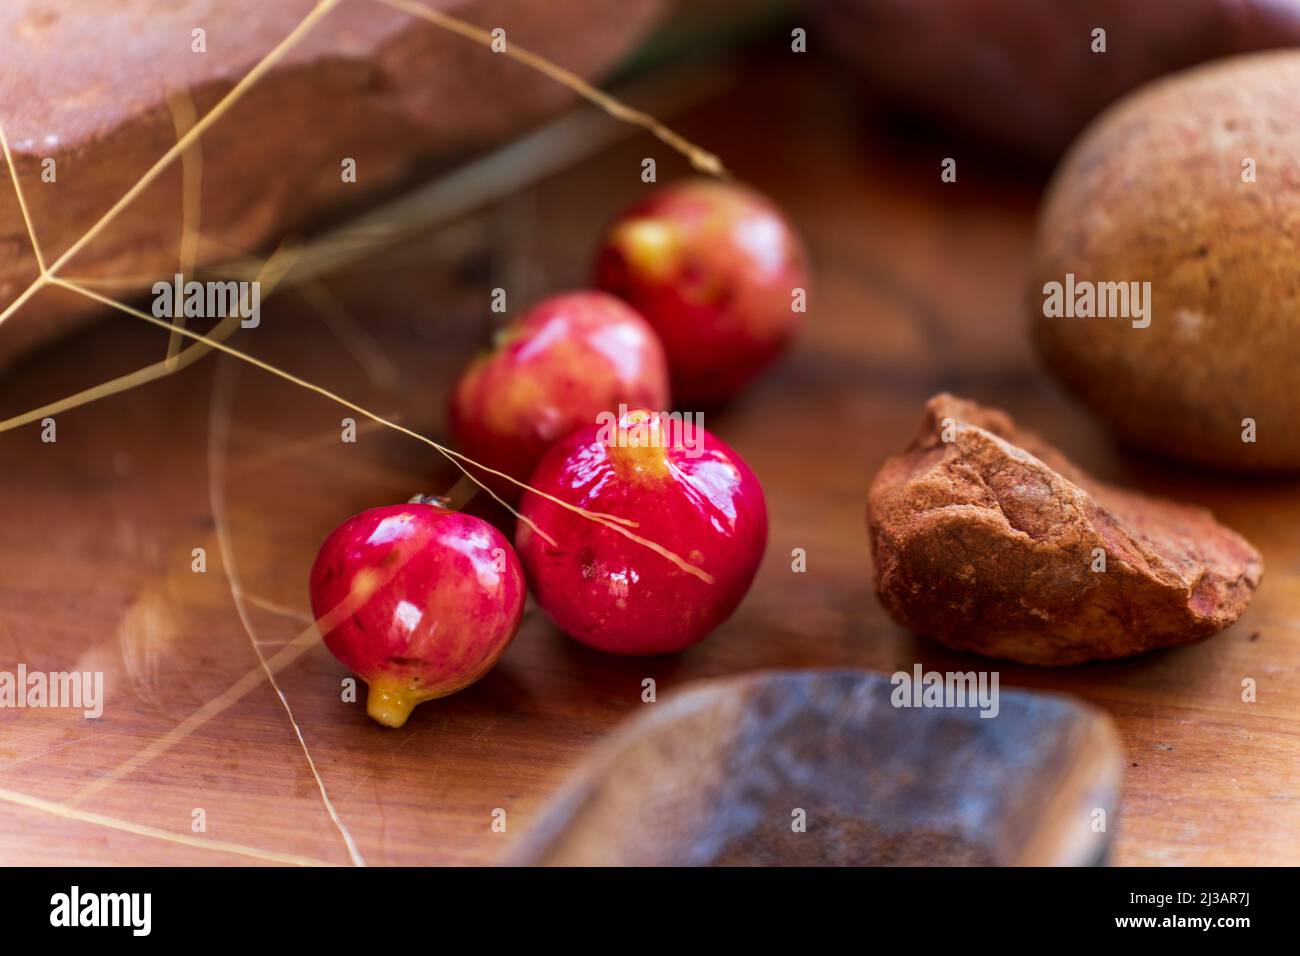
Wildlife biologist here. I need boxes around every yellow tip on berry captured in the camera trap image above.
[366,681,421,728]
[606,408,672,480]
[612,218,678,282]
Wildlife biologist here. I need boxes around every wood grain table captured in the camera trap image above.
[1,51,1297,867]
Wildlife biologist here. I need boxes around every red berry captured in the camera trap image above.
[516,409,767,655]
[595,178,808,405]
[309,501,525,727]
[449,291,670,500]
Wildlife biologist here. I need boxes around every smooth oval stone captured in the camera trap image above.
[1031,51,1300,471]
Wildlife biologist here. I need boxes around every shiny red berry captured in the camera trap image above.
[449,291,670,500]
[309,500,525,727]
[595,179,809,405]
[516,409,767,655]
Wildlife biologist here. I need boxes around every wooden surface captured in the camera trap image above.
[1,51,1298,867]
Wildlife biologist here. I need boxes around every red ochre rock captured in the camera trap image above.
[0,0,665,365]
[867,394,1262,665]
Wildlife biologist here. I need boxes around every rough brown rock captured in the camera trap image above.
[0,0,664,365]
[867,394,1263,665]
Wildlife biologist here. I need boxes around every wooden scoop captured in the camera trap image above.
[511,669,1122,866]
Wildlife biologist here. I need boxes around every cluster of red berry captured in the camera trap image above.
[309,178,809,727]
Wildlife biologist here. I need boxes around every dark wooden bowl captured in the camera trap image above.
[512,669,1123,866]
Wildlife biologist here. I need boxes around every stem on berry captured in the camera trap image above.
[408,493,451,508]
